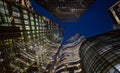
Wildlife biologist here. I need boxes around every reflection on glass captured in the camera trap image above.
[108,64,120,73]
[115,64,120,71]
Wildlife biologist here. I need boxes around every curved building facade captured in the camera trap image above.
[54,34,85,73]
[0,0,63,73]
[79,30,120,73]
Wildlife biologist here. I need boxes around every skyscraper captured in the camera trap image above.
[79,30,120,73]
[52,34,85,73]
[34,0,96,21]
[0,0,63,73]
[109,0,120,29]
[79,1,120,73]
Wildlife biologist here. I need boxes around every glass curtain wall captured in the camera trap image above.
[0,0,62,73]
[79,30,120,73]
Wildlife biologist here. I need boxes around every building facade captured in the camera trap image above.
[109,0,120,29]
[34,0,96,21]
[51,34,85,73]
[79,30,120,73]
[0,0,63,73]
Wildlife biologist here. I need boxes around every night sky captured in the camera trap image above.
[30,0,118,43]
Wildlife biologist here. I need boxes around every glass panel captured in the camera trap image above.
[0,1,9,26]
[39,16,41,22]
[27,31,30,34]
[32,26,35,30]
[30,13,34,20]
[23,14,28,19]
[23,10,27,14]
[36,26,39,30]
[36,22,38,26]
[0,6,8,15]
[24,20,29,24]
[32,31,35,33]
[12,6,20,17]
[31,21,34,25]
[15,25,22,30]
[115,64,120,71]
[14,18,21,24]
[25,26,30,30]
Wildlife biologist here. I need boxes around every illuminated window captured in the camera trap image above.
[24,20,29,24]
[12,6,20,17]
[31,21,34,25]
[14,18,21,24]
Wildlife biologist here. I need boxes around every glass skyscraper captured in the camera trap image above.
[0,0,63,73]
[79,30,120,73]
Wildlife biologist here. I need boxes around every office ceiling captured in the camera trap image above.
[34,0,96,21]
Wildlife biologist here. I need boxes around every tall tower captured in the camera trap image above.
[34,0,96,21]
[0,0,63,73]
[53,34,85,73]
[79,30,120,73]
[109,1,120,29]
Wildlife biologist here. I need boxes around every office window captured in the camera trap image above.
[30,13,34,20]
[25,26,30,30]
[12,6,20,17]
[0,1,9,26]
[39,16,41,22]
[23,14,28,19]
[0,1,8,14]
[24,20,29,24]
[31,26,35,30]
[31,21,34,25]
[14,18,21,24]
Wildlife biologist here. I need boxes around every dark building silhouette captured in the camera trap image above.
[34,0,96,21]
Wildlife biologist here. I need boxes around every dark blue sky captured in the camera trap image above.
[31,0,118,43]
